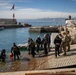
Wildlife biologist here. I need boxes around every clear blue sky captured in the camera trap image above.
[0,0,76,19]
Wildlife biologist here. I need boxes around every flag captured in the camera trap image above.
[10,4,14,10]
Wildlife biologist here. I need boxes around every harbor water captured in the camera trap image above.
[0,21,65,52]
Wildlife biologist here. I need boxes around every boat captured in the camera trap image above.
[17,43,44,51]
[17,43,28,51]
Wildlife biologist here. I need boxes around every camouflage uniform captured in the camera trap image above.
[60,31,67,55]
[66,31,71,51]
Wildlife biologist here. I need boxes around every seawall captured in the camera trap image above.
[29,26,59,32]
[0,18,32,28]
[0,24,31,28]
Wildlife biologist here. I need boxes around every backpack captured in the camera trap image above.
[66,35,71,42]
[13,46,18,52]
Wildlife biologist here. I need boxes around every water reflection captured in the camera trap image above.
[10,60,21,71]
[0,51,51,72]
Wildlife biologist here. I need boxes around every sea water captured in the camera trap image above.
[0,21,64,52]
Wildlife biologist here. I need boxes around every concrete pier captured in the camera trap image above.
[0,18,32,28]
[0,24,32,28]
[28,26,59,32]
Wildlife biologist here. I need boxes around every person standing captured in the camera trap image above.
[11,43,20,60]
[36,35,41,53]
[30,38,36,57]
[42,34,48,56]
[31,41,36,57]
[66,31,71,51]
[0,49,6,62]
[46,34,51,52]
[28,37,36,57]
[54,34,62,58]
[27,37,32,54]
[60,32,67,56]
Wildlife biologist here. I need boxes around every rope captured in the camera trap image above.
[60,0,69,25]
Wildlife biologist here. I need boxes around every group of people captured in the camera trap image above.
[27,33,51,57]
[27,30,71,58]
[54,30,71,58]
[0,43,20,62]
[0,30,71,62]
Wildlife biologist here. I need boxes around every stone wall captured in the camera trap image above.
[67,26,76,44]
[29,26,59,32]
[0,19,17,26]
[59,26,76,44]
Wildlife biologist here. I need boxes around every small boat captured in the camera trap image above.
[17,43,44,51]
[17,43,28,51]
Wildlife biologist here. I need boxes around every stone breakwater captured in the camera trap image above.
[59,26,76,44]
[0,24,32,28]
[29,26,59,32]
[0,18,32,28]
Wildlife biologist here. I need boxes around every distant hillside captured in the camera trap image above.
[17,17,76,23]
[17,18,65,23]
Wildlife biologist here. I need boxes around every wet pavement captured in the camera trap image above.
[0,51,51,72]
[0,44,76,72]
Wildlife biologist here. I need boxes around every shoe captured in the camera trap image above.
[28,52,31,55]
[55,56,57,58]
[67,50,70,52]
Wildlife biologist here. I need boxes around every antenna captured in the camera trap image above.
[60,0,69,25]
[10,4,15,21]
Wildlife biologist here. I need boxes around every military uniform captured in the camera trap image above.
[66,32,71,51]
[60,31,67,55]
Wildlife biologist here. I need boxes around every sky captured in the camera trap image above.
[0,0,76,19]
